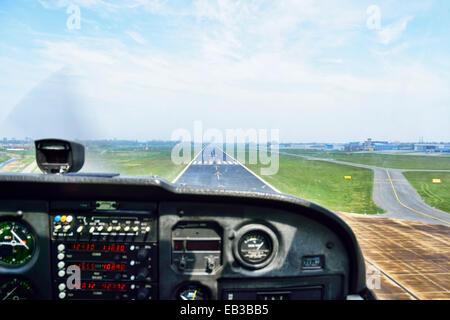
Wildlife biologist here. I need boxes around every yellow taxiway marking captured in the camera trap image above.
[385,169,450,226]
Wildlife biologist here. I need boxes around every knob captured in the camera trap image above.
[137,248,149,261]
[136,288,150,300]
[137,268,149,281]
[178,255,187,271]
[206,256,216,273]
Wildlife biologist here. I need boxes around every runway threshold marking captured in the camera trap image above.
[385,169,450,226]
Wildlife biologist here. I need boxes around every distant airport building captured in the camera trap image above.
[281,140,448,153]
[414,143,450,153]
[345,142,362,151]
[330,144,345,151]
[361,138,414,151]
[398,143,414,150]
[373,143,398,150]
[282,143,344,150]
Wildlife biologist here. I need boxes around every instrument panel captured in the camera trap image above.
[0,177,368,300]
[49,204,158,300]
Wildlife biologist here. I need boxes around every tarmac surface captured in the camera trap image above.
[174,145,279,194]
[339,212,450,300]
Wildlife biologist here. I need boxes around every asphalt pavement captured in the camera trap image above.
[174,145,279,194]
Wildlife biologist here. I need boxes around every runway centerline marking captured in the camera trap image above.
[385,169,450,226]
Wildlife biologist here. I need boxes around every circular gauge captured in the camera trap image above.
[0,220,36,267]
[176,283,210,300]
[0,277,35,300]
[238,230,273,264]
[234,224,278,269]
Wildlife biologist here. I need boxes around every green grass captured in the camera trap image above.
[0,154,9,164]
[403,171,450,213]
[1,145,186,179]
[0,149,35,172]
[246,153,383,214]
[281,149,450,170]
[83,145,186,181]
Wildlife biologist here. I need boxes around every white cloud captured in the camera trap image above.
[4,0,450,141]
[378,16,413,45]
[126,31,147,44]
[319,58,344,64]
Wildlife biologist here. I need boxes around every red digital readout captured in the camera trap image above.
[81,282,97,289]
[101,263,126,271]
[102,244,126,252]
[76,262,96,271]
[69,243,126,252]
[75,262,126,271]
[71,243,96,251]
[79,282,127,291]
[101,282,126,291]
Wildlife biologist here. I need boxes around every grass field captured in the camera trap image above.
[1,145,185,179]
[0,154,9,164]
[0,149,36,172]
[246,153,383,214]
[403,171,450,213]
[282,149,450,170]
[83,145,185,181]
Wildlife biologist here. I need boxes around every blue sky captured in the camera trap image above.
[0,0,449,142]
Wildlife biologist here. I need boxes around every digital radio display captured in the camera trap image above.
[68,243,127,252]
[74,262,126,271]
[79,282,127,291]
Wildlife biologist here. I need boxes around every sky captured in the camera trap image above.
[0,0,449,142]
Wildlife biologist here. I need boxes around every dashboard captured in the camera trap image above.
[0,173,372,300]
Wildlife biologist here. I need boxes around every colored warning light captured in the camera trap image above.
[54,215,61,223]
[60,215,67,223]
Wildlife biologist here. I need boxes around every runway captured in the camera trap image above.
[173,145,279,194]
